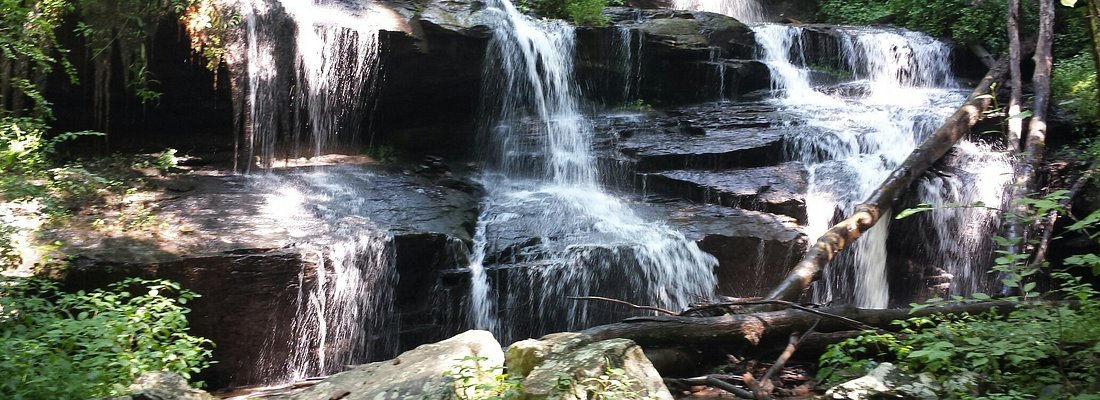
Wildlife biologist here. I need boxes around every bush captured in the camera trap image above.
[815,0,1039,54]
[519,0,622,25]
[0,277,215,399]
[820,194,1100,398]
[1053,53,1099,130]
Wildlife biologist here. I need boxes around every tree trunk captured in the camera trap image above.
[1003,0,1055,280]
[584,302,1019,345]
[761,56,1013,303]
[1007,0,1023,153]
[1090,0,1100,117]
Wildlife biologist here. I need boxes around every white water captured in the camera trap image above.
[915,142,1012,296]
[675,0,1004,307]
[245,0,393,169]
[469,0,718,342]
[253,170,399,383]
[243,0,398,383]
[765,25,963,308]
[671,0,766,22]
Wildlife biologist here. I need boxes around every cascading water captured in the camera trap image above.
[671,0,766,22]
[468,0,718,343]
[242,0,399,384]
[675,0,1010,307]
[245,0,388,169]
[252,169,400,383]
[912,142,1013,296]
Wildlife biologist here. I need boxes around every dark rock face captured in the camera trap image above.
[645,163,808,223]
[663,204,806,298]
[52,164,480,388]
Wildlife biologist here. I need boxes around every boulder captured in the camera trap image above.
[128,371,215,400]
[824,363,940,400]
[278,330,504,400]
[507,333,674,400]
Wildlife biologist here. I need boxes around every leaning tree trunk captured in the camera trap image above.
[761,55,1014,303]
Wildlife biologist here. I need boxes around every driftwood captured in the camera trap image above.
[583,301,1018,345]
[761,54,1014,303]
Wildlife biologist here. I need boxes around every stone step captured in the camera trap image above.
[641,163,808,223]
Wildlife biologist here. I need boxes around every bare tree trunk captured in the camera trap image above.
[1007,0,1024,153]
[761,56,1013,303]
[1004,0,1055,277]
[0,57,11,113]
[584,302,1020,345]
[1088,0,1100,122]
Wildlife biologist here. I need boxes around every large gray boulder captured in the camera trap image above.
[506,332,673,400]
[280,330,503,400]
[824,363,941,400]
[127,371,215,400]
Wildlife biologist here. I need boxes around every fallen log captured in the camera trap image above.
[761,53,1014,303]
[584,301,1017,345]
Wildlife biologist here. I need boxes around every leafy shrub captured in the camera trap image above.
[821,193,1100,398]
[0,277,215,399]
[1053,53,1099,130]
[519,0,623,25]
[815,0,1038,54]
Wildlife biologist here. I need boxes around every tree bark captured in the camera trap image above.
[584,302,1019,345]
[1007,0,1024,153]
[1090,0,1100,117]
[761,57,1013,303]
[1002,0,1055,280]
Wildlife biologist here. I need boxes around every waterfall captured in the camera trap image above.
[244,0,388,169]
[252,170,400,383]
[675,0,1004,307]
[242,0,398,384]
[671,0,766,23]
[469,0,718,343]
[914,142,1013,296]
[762,25,964,308]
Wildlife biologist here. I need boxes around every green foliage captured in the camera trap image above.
[180,0,239,71]
[1052,53,1099,131]
[578,366,654,400]
[446,356,522,400]
[826,192,1100,398]
[815,0,892,26]
[519,0,623,25]
[0,277,215,399]
[815,0,1032,54]
[445,356,654,399]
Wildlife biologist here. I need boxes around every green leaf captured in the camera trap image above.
[896,204,935,220]
[1008,110,1033,120]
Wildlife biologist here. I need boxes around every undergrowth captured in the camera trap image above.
[0,277,215,399]
[820,192,1100,398]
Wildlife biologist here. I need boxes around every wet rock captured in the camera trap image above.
[508,333,674,400]
[275,330,503,400]
[50,165,481,388]
[644,163,809,222]
[658,203,807,298]
[125,371,215,400]
[596,102,788,174]
[417,0,496,38]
